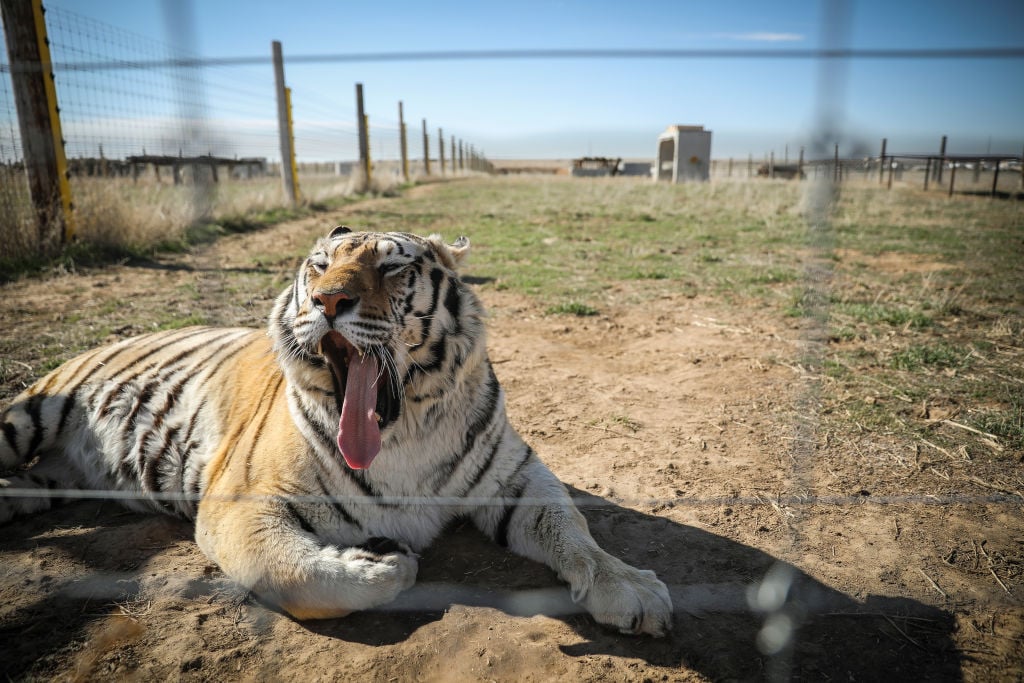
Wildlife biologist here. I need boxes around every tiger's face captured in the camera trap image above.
[273,226,471,469]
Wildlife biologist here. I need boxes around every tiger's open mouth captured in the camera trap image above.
[319,331,400,470]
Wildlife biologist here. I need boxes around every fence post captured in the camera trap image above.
[769,151,775,178]
[936,135,947,184]
[1,0,74,255]
[284,87,301,201]
[990,161,1000,197]
[878,138,887,184]
[421,120,431,175]
[271,41,298,205]
[438,128,445,175]
[451,135,456,174]
[355,83,370,191]
[797,148,804,180]
[398,101,409,182]
[948,160,957,197]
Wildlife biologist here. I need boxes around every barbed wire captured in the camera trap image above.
[1,488,1020,507]
[3,46,1021,73]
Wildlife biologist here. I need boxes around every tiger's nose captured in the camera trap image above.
[312,289,358,319]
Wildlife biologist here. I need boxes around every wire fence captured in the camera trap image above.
[1,3,1023,681]
[0,3,489,263]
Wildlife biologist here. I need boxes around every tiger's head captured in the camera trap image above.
[269,226,482,470]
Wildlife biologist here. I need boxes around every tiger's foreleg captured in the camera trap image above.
[473,453,673,636]
[195,494,417,619]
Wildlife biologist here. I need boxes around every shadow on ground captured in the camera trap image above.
[0,489,960,681]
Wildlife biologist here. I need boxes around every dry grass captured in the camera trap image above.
[0,168,411,271]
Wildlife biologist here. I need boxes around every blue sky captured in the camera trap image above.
[26,1,1024,161]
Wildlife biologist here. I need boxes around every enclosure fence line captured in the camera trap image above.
[0,0,494,260]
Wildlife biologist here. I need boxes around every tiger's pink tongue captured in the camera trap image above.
[338,352,381,469]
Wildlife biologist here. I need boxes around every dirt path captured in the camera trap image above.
[1,184,1020,681]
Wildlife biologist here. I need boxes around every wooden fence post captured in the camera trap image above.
[355,83,370,191]
[450,135,456,174]
[284,87,301,201]
[438,128,445,175]
[936,135,947,184]
[271,41,298,205]
[421,119,431,175]
[2,0,74,255]
[878,138,887,184]
[798,148,804,180]
[398,101,409,182]
[833,144,840,183]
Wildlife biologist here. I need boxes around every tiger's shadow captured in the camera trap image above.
[0,490,961,681]
[307,487,962,681]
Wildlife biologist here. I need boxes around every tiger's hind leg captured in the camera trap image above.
[195,494,418,619]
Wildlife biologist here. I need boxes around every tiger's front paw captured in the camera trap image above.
[580,557,673,637]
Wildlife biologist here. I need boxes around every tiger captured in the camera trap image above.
[0,226,672,636]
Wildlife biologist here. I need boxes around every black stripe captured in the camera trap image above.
[283,500,317,534]
[293,389,337,454]
[150,425,180,493]
[126,332,245,478]
[461,432,507,496]
[315,472,361,528]
[24,395,46,458]
[430,369,500,489]
[495,482,527,548]
[407,268,445,353]
[100,329,233,420]
[443,280,462,330]
[2,420,20,460]
[56,391,77,434]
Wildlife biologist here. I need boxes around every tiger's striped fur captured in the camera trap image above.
[0,228,672,635]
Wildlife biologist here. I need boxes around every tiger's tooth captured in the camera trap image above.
[374,412,382,423]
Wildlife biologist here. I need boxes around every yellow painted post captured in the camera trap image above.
[32,0,73,241]
[1,0,75,253]
[284,86,301,202]
[364,114,372,188]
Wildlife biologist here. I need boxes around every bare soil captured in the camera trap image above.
[1,183,1021,681]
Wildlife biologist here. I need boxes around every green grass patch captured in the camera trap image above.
[890,343,972,371]
[833,302,932,328]
[546,302,600,317]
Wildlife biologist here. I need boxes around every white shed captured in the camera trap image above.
[656,125,712,183]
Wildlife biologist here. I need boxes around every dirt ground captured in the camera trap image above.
[1,183,1021,681]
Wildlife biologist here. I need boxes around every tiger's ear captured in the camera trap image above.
[428,234,470,270]
[329,225,352,238]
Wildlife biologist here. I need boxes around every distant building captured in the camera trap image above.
[655,125,712,183]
